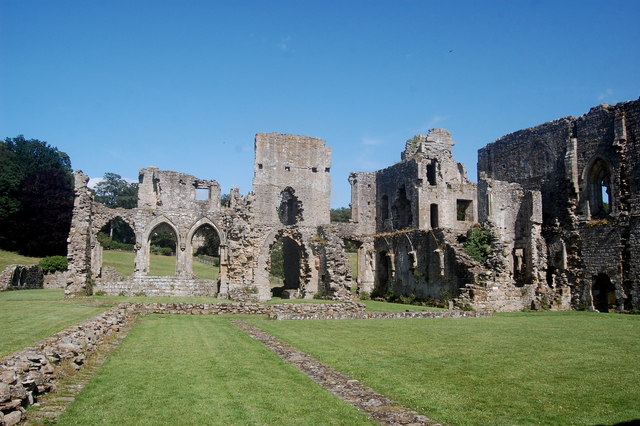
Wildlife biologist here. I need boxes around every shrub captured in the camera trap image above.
[359,291,370,300]
[38,256,68,273]
[463,226,493,263]
[97,232,134,251]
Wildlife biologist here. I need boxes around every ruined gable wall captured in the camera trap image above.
[478,117,573,223]
[252,133,331,226]
[348,171,377,235]
[138,167,221,213]
[376,160,419,232]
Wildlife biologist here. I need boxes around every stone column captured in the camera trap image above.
[65,171,93,296]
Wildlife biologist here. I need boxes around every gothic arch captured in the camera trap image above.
[254,228,313,300]
[185,217,227,279]
[582,156,614,218]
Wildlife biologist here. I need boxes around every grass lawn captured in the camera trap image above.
[0,249,42,271]
[254,311,640,425]
[57,315,373,425]
[0,290,107,357]
[101,250,219,280]
[347,251,358,279]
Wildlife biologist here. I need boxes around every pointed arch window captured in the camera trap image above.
[587,158,612,218]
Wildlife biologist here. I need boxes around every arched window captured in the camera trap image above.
[587,159,612,218]
[278,187,303,225]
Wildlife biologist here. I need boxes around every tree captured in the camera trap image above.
[93,172,138,209]
[0,136,73,256]
[330,207,351,223]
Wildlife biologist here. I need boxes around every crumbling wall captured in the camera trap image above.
[478,99,640,311]
[348,172,377,234]
[0,265,43,291]
[252,133,331,227]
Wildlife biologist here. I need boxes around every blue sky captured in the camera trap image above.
[1,0,639,207]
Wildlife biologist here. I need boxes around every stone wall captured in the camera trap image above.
[0,304,137,425]
[94,276,219,297]
[478,99,640,311]
[0,265,43,291]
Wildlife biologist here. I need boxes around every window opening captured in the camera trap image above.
[430,204,439,228]
[456,199,473,221]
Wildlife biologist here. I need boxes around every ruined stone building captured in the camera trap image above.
[66,99,640,312]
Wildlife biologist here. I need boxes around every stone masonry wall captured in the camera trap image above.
[0,304,137,425]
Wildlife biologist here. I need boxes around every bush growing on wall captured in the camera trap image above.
[38,256,68,273]
[463,226,493,263]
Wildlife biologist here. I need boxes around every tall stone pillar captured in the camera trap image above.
[65,171,93,296]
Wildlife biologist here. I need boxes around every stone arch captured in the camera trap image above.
[138,216,181,275]
[91,214,137,279]
[255,228,313,300]
[92,211,136,237]
[185,217,227,280]
[582,156,614,218]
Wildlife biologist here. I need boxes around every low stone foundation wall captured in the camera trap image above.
[94,276,218,297]
[0,265,43,292]
[43,271,68,289]
[137,301,367,317]
[269,309,491,320]
[0,305,137,425]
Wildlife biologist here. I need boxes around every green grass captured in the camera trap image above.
[57,315,374,425]
[101,250,219,280]
[0,290,107,357]
[362,299,443,312]
[0,248,42,271]
[254,311,640,425]
[347,251,358,279]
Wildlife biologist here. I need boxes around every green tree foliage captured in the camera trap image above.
[463,226,493,263]
[330,207,351,223]
[150,224,177,256]
[97,217,136,250]
[193,226,220,257]
[0,136,73,256]
[38,256,68,273]
[269,239,284,279]
[93,173,138,208]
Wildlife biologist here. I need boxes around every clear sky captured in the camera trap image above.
[1,0,639,207]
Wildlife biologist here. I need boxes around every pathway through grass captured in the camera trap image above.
[0,290,107,357]
[254,311,640,425]
[57,315,374,425]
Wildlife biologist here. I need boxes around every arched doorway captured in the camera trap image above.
[148,223,178,276]
[97,217,136,277]
[190,224,220,281]
[592,273,616,313]
[270,236,302,298]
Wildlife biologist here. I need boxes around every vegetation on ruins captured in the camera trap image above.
[0,136,73,256]
[92,172,138,209]
[463,225,493,263]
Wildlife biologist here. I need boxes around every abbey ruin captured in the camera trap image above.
[65,99,640,312]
